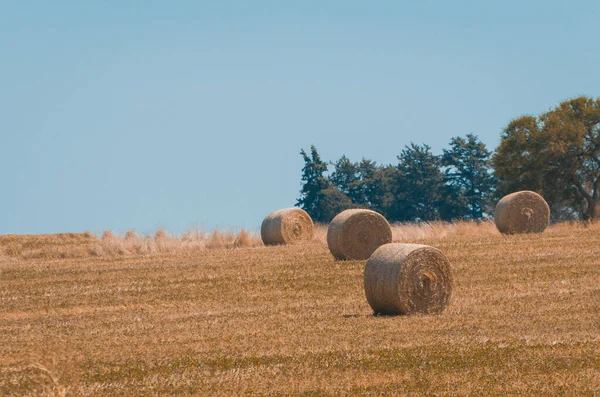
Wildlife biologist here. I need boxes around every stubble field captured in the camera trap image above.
[1,222,599,396]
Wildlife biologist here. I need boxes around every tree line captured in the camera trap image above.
[296,96,600,223]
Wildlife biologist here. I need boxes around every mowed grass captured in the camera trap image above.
[0,223,599,396]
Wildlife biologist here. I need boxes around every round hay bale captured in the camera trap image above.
[261,208,314,245]
[494,191,550,234]
[364,243,453,315]
[327,209,392,260]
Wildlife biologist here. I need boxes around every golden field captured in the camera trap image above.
[0,222,599,396]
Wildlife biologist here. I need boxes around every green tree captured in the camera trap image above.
[442,134,496,219]
[392,143,445,221]
[296,146,331,222]
[356,160,397,216]
[316,187,356,222]
[494,97,600,220]
[329,156,398,216]
[329,156,365,204]
[492,116,543,196]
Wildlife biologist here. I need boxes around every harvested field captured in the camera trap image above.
[1,222,599,396]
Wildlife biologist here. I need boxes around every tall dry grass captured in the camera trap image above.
[98,228,263,257]
[310,220,500,245]
[0,228,262,260]
[0,220,591,262]
[390,219,500,242]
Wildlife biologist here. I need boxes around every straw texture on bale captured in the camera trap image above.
[327,209,392,260]
[364,243,453,315]
[494,191,550,234]
[261,208,314,245]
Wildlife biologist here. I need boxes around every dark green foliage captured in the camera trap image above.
[357,161,397,216]
[391,143,446,221]
[494,96,600,220]
[316,187,357,222]
[493,116,542,196]
[298,137,496,223]
[296,146,333,222]
[329,157,397,215]
[329,156,365,204]
[442,134,496,219]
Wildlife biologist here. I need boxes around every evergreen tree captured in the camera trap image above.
[317,187,356,221]
[392,143,445,221]
[357,160,397,217]
[329,155,399,217]
[329,156,365,204]
[296,146,331,222]
[296,146,356,222]
[442,134,496,219]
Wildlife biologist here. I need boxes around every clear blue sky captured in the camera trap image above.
[1,1,598,235]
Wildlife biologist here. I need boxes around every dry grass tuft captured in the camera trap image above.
[124,230,138,241]
[154,228,167,240]
[205,230,225,250]
[234,229,253,248]
[101,230,114,240]
[311,223,328,243]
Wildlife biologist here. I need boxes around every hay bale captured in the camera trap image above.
[261,208,314,245]
[327,209,392,260]
[494,191,550,234]
[364,243,453,315]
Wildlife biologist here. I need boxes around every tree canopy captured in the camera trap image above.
[296,96,600,223]
[442,134,496,220]
[297,135,495,223]
[494,96,600,220]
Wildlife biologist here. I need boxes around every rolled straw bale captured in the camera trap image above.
[261,208,314,245]
[327,209,392,260]
[494,191,550,234]
[364,243,453,315]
